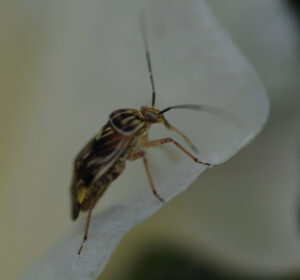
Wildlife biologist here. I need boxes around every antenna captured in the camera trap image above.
[140,13,156,107]
[160,104,242,127]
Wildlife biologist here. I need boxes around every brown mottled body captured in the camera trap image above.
[71,107,212,254]
[71,109,147,220]
[70,16,224,255]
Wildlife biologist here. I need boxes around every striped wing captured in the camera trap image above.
[109,109,145,135]
[71,122,129,220]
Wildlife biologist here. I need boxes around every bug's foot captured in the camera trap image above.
[78,237,87,255]
[194,158,212,167]
[157,196,165,203]
[153,190,165,203]
[78,244,84,255]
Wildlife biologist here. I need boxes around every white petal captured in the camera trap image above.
[16,0,269,279]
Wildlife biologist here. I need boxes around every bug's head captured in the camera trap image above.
[140,106,165,124]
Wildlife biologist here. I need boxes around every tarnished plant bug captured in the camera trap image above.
[70,16,232,255]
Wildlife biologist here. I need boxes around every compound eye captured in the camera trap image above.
[145,112,158,122]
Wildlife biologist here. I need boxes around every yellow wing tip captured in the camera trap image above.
[78,186,87,204]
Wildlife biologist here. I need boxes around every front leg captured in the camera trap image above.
[143,137,211,166]
[128,150,164,202]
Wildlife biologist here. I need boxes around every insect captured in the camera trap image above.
[71,18,218,255]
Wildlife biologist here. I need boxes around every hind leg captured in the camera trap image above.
[78,198,97,255]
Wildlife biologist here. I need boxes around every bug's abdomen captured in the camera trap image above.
[71,121,130,220]
[79,159,126,211]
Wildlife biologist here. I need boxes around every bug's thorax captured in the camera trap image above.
[109,107,165,137]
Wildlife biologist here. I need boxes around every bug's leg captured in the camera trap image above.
[128,150,164,202]
[163,120,198,152]
[142,153,165,202]
[143,137,211,166]
[78,199,96,255]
